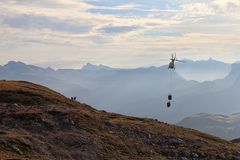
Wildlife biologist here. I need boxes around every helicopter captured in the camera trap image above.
[168,53,185,70]
[167,53,185,108]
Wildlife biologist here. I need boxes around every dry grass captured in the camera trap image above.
[0,80,84,107]
[0,80,239,160]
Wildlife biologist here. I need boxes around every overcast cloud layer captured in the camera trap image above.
[0,0,240,68]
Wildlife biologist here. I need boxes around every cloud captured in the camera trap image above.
[6,0,95,10]
[213,0,240,9]
[212,0,240,19]
[177,3,215,19]
[144,30,182,37]
[174,0,240,21]
[1,14,92,34]
[99,25,140,34]
[33,59,87,69]
[0,0,239,68]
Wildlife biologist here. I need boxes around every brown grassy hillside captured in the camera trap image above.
[0,80,239,160]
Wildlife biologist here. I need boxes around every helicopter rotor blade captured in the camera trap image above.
[175,59,186,63]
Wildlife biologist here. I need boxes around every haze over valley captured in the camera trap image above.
[0,60,238,125]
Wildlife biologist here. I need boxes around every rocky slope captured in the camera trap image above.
[0,80,240,160]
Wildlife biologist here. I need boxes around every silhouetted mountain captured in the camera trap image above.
[177,113,240,140]
[0,61,197,119]
[0,60,240,124]
[82,63,114,71]
[176,58,231,82]
[170,62,240,122]
[0,61,86,98]
[1,80,240,160]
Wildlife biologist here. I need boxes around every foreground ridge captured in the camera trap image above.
[0,80,239,160]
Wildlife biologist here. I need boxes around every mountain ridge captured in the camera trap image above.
[177,112,240,140]
[0,60,238,124]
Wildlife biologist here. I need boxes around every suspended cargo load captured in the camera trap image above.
[166,53,185,108]
[168,94,172,101]
[167,101,171,108]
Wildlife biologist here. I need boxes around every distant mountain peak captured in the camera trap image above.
[3,61,50,73]
[179,58,194,62]
[81,63,113,70]
[208,57,214,61]
[4,61,29,71]
[46,67,55,71]
[6,61,26,67]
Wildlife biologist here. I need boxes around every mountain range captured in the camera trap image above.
[0,59,238,124]
[177,112,240,140]
[176,58,231,82]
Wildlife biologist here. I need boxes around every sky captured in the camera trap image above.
[0,0,240,68]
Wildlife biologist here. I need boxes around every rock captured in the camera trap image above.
[216,153,226,159]
[167,138,183,145]
[232,156,240,160]
[180,150,191,157]
[12,146,23,155]
[192,153,199,158]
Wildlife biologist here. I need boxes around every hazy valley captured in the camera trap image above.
[1,59,240,140]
